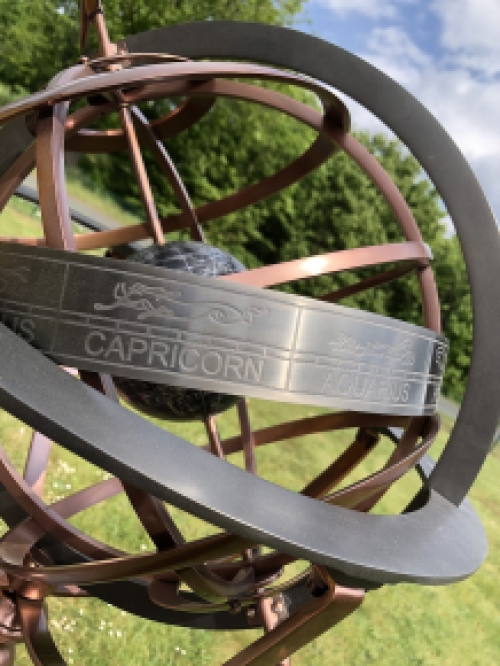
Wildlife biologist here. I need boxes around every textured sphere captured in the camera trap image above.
[113,241,246,421]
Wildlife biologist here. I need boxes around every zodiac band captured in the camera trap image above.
[0,243,448,416]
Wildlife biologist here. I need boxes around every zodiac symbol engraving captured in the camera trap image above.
[94,282,269,325]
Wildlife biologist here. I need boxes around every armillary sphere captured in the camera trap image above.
[0,1,498,664]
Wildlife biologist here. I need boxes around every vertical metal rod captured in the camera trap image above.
[91,3,165,244]
[237,400,257,475]
[130,106,205,242]
[93,8,115,58]
[23,433,52,498]
[0,645,14,666]
[205,416,226,459]
[119,105,166,245]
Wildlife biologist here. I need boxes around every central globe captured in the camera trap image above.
[113,241,246,420]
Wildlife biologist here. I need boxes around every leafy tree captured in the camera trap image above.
[0,0,304,92]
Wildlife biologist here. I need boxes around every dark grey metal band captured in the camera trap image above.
[124,20,500,506]
[0,243,447,416]
[0,321,487,586]
[0,21,494,594]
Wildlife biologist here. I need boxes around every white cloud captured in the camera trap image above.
[367,27,429,67]
[432,0,500,76]
[315,0,406,20]
[352,22,500,228]
[312,1,500,225]
[358,26,500,159]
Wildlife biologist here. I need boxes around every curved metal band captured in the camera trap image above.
[66,91,216,154]
[0,21,493,590]
[1,77,343,253]
[120,21,500,503]
[0,320,486,585]
[0,243,447,417]
[0,62,347,129]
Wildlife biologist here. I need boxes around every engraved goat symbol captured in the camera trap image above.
[94,282,179,320]
[94,281,269,325]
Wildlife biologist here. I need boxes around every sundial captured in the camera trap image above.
[0,1,498,664]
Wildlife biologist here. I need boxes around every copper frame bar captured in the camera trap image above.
[218,411,409,457]
[66,93,215,153]
[223,572,364,666]
[0,101,116,214]
[301,429,379,500]
[0,17,448,663]
[320,262,418,302]
[17,598,65,666]
[36,102,75,251]
[23,433,52,498]
[130,106,204,241]
[118,105,165,244]
[0,532,253,587]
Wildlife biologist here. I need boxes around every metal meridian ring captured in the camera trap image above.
[122,21,500,505]
[0,22,496,594]
[0,243,447,417]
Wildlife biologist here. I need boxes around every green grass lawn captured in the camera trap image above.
[1,186,498,665]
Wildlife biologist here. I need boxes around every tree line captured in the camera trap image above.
[0,0,472,400]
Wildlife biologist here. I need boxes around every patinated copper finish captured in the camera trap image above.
[0,3,450,664]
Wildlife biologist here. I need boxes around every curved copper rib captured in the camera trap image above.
[0,45,444,661]
[217,411,409,457]
[328,130,441,332]
[0,101,116,214]
[1,75,341,248]
[0,61,347,130]
[17,598,65,666]
[118,104,165,244]
[219,241,430,288]
[0,478,124,567]
[324,417,438,509]
[23,432,52,498]
[71,129,333,250]
[0,469,253,590]
[35,65,98,251]
[222,573,363,666]
[0,532,253,588]
[36,101,75,251]
[0,449,125,563]
[320,263,418,303]
[129,106,204,241]
[0,418,433,590]
[301,428,380,500]
[353,417,430,513]
[66,93,216,154]
[1,486,254,610]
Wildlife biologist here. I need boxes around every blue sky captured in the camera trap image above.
[297,0,500,231]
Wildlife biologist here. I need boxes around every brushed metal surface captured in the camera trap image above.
[0,243,447,416]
